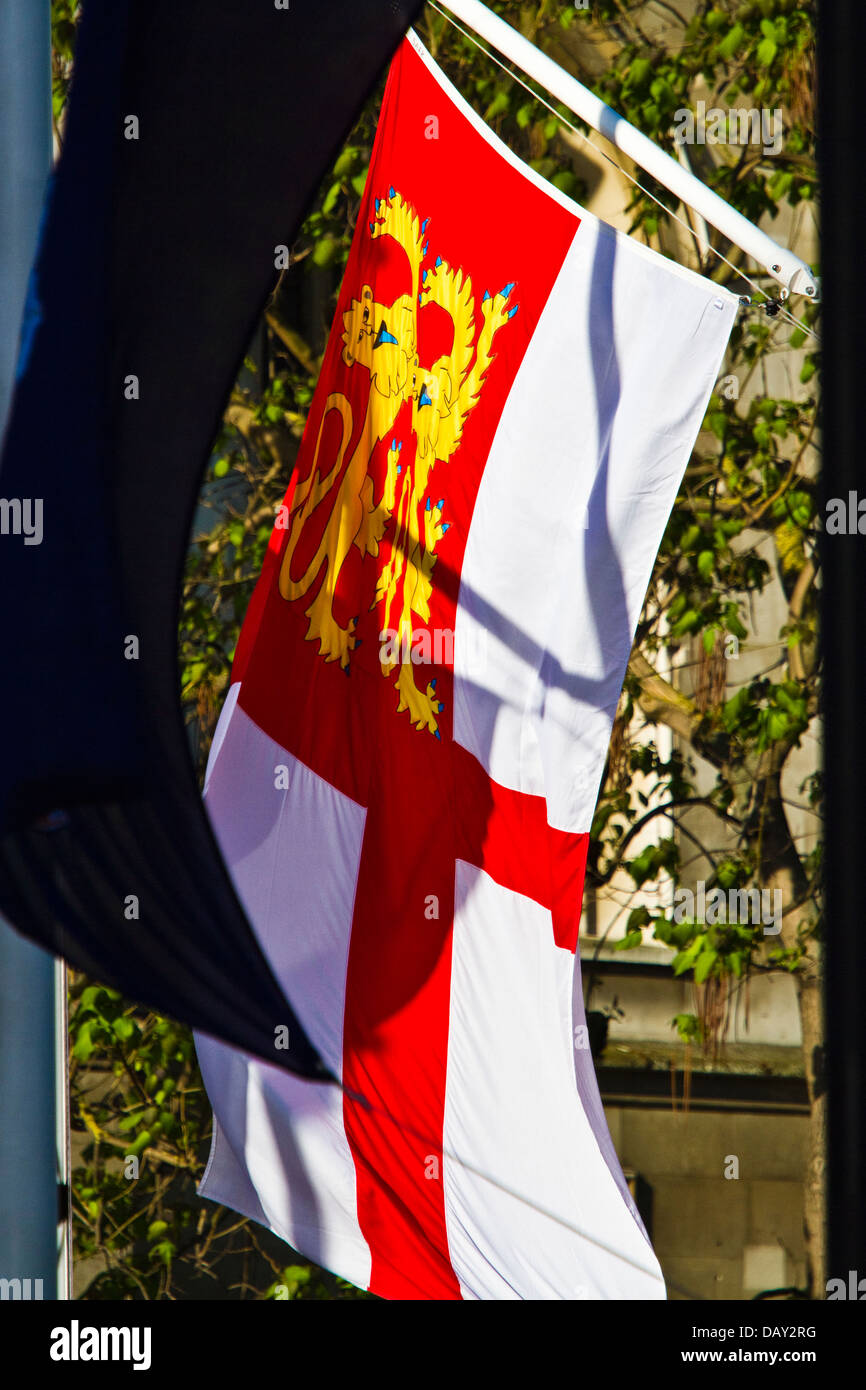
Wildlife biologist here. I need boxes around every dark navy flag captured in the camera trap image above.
[0,0,422,1079]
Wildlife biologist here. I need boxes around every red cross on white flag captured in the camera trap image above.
[196,32,736,1300]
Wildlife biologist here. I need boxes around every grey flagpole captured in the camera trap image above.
[0,0,63,1302]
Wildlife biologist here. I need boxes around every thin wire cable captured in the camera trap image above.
[427,2,819,343]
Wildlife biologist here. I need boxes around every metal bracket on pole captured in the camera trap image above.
[440,0,818,301]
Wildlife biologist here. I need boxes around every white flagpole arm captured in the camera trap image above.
[440,0,818,300]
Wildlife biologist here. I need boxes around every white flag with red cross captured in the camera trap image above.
[195,32,737,1300]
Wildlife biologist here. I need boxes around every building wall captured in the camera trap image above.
[584,958,802,1049]
[606,1103,809,1300]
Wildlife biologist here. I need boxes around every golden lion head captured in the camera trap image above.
[341,284,414,400]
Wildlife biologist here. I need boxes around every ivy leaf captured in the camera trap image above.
[707,411,727,442]
[627,57,652,92]
[757,38,777,66]
[627,905,653,931]
[670,608,702,638]
[321,181,342,217]
[128,1130,152,1158]
[653,916,674,945]
[73,1021,94,1062]
[78,985,104,1014]
[726,610,747,641]
[717,23,745,61]
[680,524,702,552]
[312,235,338,268]
[551,169,578,196]
[331,146,358,178]
[766,709,789,742]
[614,929,644,951]
[694,947,717,984]
[484,89,509,121]
[697,550,715,581]
[673,936,705,975]
[516,102,533,129]
[673,1012,702,1043]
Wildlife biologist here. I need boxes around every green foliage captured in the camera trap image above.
[51,1,80,129]
[68,973,372,1300]
[673,1012,703,1045]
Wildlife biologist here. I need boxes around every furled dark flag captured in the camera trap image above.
[0,0,423,1078]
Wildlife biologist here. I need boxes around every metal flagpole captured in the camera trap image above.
[440,0,817,300]
[0,0,64,1303]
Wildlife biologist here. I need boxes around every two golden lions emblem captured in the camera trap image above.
[277,187,517,737]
